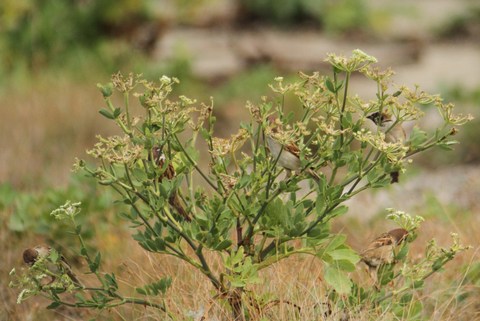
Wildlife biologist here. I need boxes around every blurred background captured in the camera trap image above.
[1,0,479,320]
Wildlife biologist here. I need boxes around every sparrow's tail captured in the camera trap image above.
[61,260,83,287]
[67,270,83,287]
[390,171,400,184]
[169,193,192,222]
[307,168,321,183]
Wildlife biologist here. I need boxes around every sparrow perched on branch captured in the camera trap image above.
[366,112,406,143]
[360,228,408,285]
[266,117,321,182]
[152,147,192,222]
[367,112,406,183]
[23,245,82,287]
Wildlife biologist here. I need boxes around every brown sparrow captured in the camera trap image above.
[367,112,406,183]
[23,245,82,287]
[266,117,320,181]
[360,228,408,285]
[152,147,192,222]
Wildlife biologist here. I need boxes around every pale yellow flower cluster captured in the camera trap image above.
[211,129,249,158]
[325,49,377,72]
[353,129,408,163]
[87,135,143,165]
[111,72,141,93]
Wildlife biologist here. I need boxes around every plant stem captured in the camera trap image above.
[339,71,351,146]
[174,134,218,192]
[124,92,131,129]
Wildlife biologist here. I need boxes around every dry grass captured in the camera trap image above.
[3,207,479,321]
[0,75,118,189]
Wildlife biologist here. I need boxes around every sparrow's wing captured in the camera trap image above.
[361,233,397,266]
[164,163,176,180]
[284,143,301,158]
[169,193,192,222]
[60,255,72,268]
[60,256,82,287]
[156,157,176,181]
[364,233,395,251]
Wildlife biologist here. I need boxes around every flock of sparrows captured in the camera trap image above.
[22,111,408,288]
[266,112,409,286]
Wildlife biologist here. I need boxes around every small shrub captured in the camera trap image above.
[10,50,472,320]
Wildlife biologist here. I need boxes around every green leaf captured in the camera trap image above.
[378,264,395,285]
[328,205,348,219]
[328,248,360,264]
[413,280,424,289]
[105,273,118,290]
[153,276,172,295]
[136,277,173,296]
[437,140,459,151]
[408,126,428,148]
[325,78,336,93]
[89,252,101,272]
[324,266,352,295]
[99,108,114,119]
[395,244,409,261]
[135,287,147,295]
[113,107,121,118]
[409,300,423,318]
[214,239,232,251]
[323,235,347,253]
[49,249,60,263]
[46,301,61,309]
[315,193,326,216]
[332,259,357,272]
[432,258,444,271]
[94,252,101,268]
[306,225,327,239]
[400,293,413,305]
[75,293,86,303]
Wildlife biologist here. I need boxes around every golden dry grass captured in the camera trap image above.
[0,75,118,189]
[3,207,479,321]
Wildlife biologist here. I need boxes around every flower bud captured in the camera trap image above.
[97,83,114,98]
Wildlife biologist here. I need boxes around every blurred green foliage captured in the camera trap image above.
[412,85,480,167]
[3,173,119,250]
[239,0,369,34]
[0,0,152,74]
[437,5,480,40]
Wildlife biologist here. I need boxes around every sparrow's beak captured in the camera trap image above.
[366,112,378,123]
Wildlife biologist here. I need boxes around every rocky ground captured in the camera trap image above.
[152,0,480,89]
[345,165,480,220]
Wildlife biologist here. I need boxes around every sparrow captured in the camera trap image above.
[360,228,408,285]
[23,245,82,287]
[366,112,406,183]
[152,147,192,222]
[265,117,320,182]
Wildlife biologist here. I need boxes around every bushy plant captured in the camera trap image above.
[10,50,472,320]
